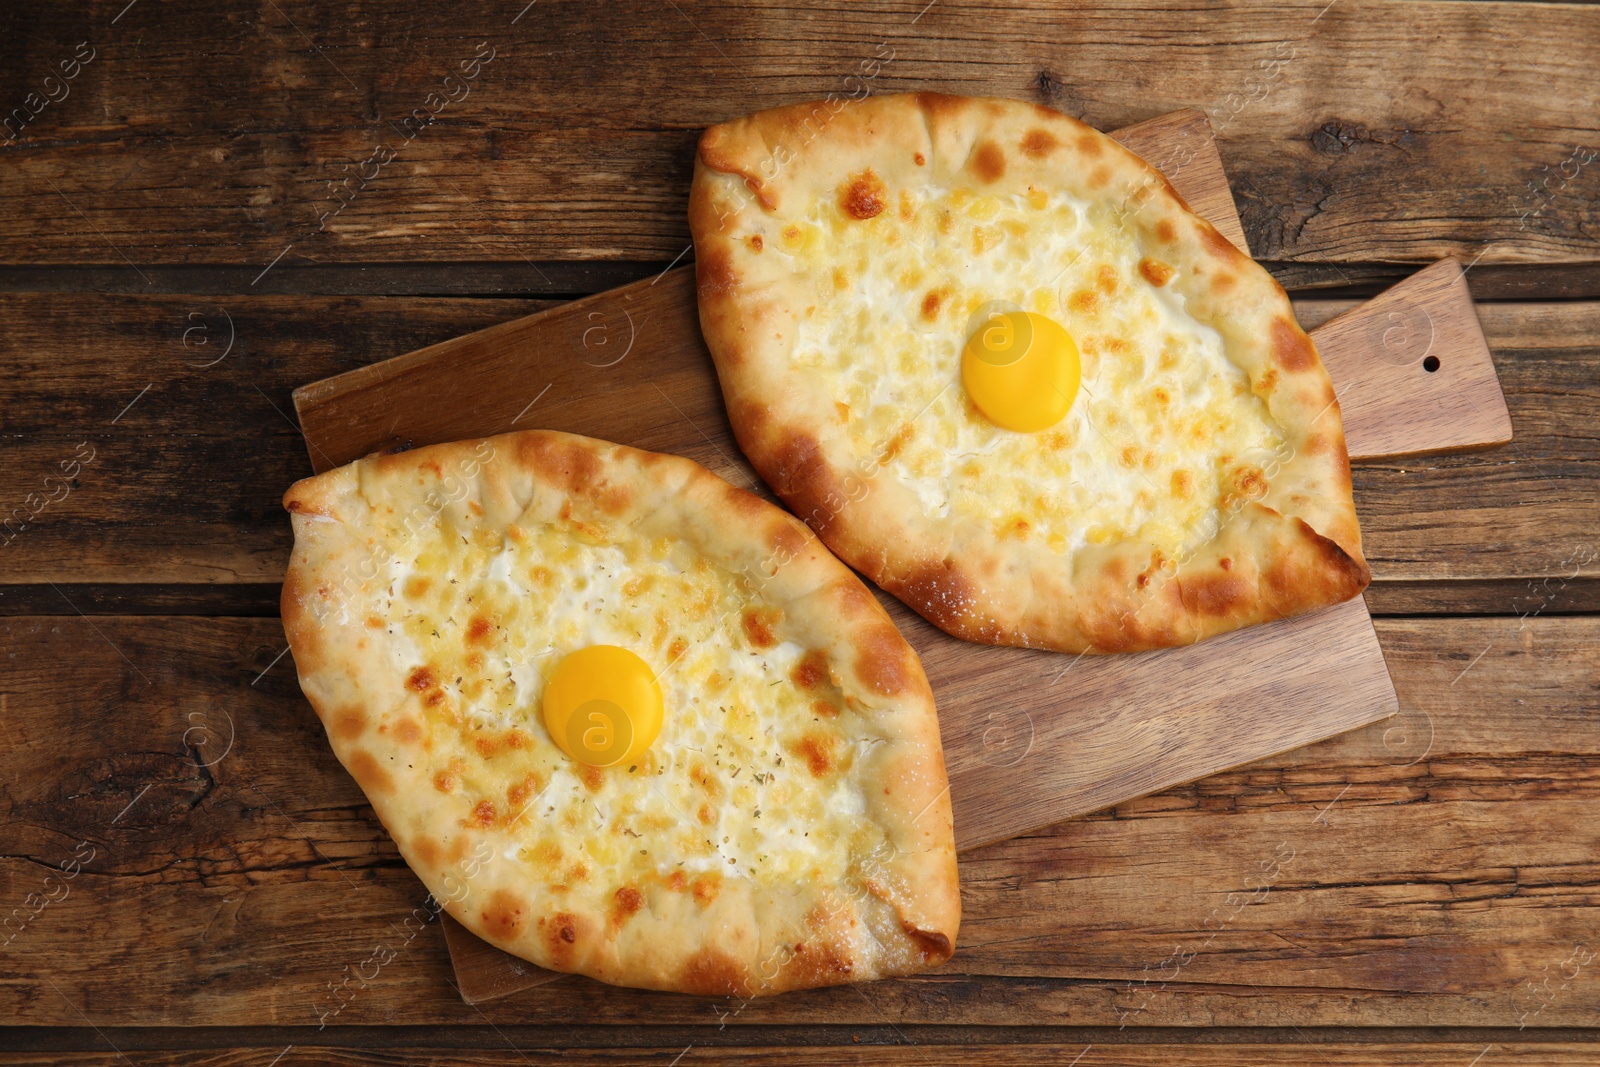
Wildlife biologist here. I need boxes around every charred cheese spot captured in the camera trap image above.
[793,732,839,777]
[881,423,915,461]
[470,799,496,828]
[689,762,723,799]
[611,886,644,926]
[741,607,780,649]
[1241,464,1269,496]
[793,648,829,689]
[839,169,887,220]
[1138,257,1175,286]
[692,873,722,906]
[547,912,579,950]
[507,775,540,810]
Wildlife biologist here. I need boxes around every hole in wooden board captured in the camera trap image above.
[1423,355,1440,373]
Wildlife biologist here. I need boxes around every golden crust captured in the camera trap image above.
[689,93,1369,653]
[281,429,958,995]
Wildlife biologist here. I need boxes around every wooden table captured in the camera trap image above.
[2,2,1597,1063]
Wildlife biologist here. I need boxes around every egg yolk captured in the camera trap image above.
[961,311,1081,432]
[541,644,664,767]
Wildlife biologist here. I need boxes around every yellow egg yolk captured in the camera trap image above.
[541,644,664,767]
[961,311,1081,432]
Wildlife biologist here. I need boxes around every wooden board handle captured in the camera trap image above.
[1308,258,1513,460]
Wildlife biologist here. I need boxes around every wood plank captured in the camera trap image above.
[1,615,1596,1027]
[0,260,1587,303]
[1314,259,1512,458]
[0,293,555,584]
[4,578,1598,620]
[1363,578,1600,619]
[444,909,565,1004]
[944,597,1393,851]
[0,262,664,298]
[5,1043,1599,1065]
[0,292,1591,587]
[2,1,1595,287]
[2,1024,1597,1053]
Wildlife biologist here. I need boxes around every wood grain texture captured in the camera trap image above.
[0,615,1595,1028]
[1,1,1595,290]
[7,578,1596,619]
[7,1043,1600,1066]
[1317,259,1513,458]
[0,292,1590,586]
[941,597,1395,851]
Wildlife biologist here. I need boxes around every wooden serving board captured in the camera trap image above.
[289,110,1512,1003]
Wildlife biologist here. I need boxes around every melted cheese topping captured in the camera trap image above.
[368,510,881,892]
[780,183,1285,559]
